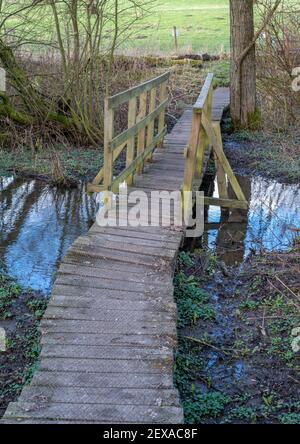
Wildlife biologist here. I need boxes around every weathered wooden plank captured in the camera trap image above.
[5,402,183,424]
[48,295,176,313]
[58,262,174,286]
[40,319,177,336]
[19,386,180,407]
[40,344,173,360]
[37,357,173,374]
[51,285,174,302]
[41,332,177,348]
[43,305,175,323]
[29,370,175,389]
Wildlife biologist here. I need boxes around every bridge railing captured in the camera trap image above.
[87,72,170,194]
[182,72,247,216]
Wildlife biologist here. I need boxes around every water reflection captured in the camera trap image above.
[204,174,300,266]
[0,177,96,294]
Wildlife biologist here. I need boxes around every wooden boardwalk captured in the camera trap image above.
[1,87,229,424]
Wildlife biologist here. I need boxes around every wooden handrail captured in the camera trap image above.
[193,72,214,113]
[87,72,170,194]
[182,72,248,216]
[108,72,170,108]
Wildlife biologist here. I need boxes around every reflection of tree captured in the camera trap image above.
[215,176,250,265]
[0,177,96,291]
[0,178,46,250]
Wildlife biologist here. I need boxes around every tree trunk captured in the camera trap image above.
[230,0,256,128]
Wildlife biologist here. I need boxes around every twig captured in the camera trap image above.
[183,335,231,356]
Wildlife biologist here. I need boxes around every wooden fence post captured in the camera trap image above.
[136,91,147,174]
[126,97,137,185]
[158,81,167,146]
[103,97,114,196]
[146,87,156,160]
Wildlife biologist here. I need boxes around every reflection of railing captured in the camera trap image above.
[87,72,170,194]
[182,73,248,215]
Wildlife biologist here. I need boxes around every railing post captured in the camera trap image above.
[136,91,147,174]
[103,97,114,196]
[146,87,156,161]
[182,111,201,220]
[158,81,168,146]
[195,83,212,178]
[126,97,137,185]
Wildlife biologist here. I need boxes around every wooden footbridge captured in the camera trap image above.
[2,73,247,424]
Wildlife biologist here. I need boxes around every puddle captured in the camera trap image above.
[0,176,96,294]
[202,174,300,265]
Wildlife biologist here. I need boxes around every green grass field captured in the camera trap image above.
[122,0,230,55]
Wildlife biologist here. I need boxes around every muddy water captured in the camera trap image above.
[0,176,96,294]
[202,174,300,265]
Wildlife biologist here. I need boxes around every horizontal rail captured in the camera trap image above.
[108,72,170,109]
[87,127,167,194]
[204,197,248,210]
[111,98,169,151]
[110,127,167,192]
[193,72,214,113]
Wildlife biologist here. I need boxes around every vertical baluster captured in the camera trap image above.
[158,81,168,146]
[136,92,147,174]
[103,97,114,203]
[126,97,137,185]
[146,87,156,161]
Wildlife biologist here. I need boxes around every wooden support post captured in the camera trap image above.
[126,97,137,185]
[182,111,201,220]
[103,97,114,199]
[158,81,167,147]
[213,122,228,200]
[136,91,147,174]
[146,87,156,161]
[195,87,212,178]
[201,113,247,203]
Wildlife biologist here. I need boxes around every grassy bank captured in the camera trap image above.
[174,244,300,424]
[0,274,47,417]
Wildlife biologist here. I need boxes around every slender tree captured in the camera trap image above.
[230,0,282,128]
[230,0,256,128]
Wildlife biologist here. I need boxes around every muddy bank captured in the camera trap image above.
[0,274,46,417]
[223,130,300,184]
[175,244,300,424]
[175,166,300,423]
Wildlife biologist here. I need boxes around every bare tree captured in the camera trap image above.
[230,0,282,128]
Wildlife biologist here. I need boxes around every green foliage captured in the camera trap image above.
[174,349,203,395]
[227,406,257,422]
[26,298,48,320]
[0,273,21,318]
[279,413,300,424]
[183,391,231,423]
[239,299,260,311]
[174,271,214,327]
